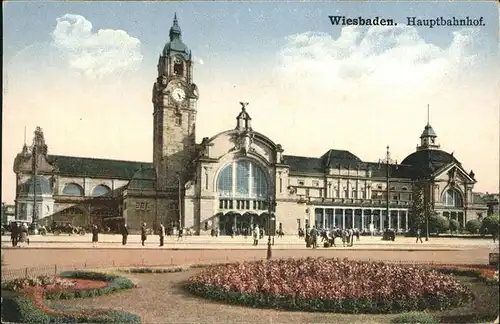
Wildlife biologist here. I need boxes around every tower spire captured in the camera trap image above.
[169,12,182,40]
[24,126,27,146]
[427,104,430,126]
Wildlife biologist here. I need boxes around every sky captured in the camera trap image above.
[2,1,499,204]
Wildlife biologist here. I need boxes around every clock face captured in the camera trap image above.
[172,87,186,102]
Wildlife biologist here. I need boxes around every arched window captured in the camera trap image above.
[441,188,463,207]
[216,160,269,198]
[92,185,111,197]
[62,183,84,196]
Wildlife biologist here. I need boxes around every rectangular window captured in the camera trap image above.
[219,200,224,209]
[146,203,151,211]
[393,194,398,200]
[352,190,357,199]
[140,202,145,210]
[344,190,349,198]
[305,189,310,197]
[235,161,250,197]
[362,191,366,199]
[135,202,141,210]
[335,190,340,198]
[279,178,283,193]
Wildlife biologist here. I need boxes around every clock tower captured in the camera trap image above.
[152,14,199,196]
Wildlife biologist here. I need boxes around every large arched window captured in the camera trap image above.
[62,183,84,196]
[92,185,111,197]
[217,160,268,198]
[441,188,463,207]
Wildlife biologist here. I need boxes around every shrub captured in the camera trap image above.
[390,311,438,324]
[184,258,473,313]
[465,219,482,234]
[449,219,460,233]
[429,215,450,234]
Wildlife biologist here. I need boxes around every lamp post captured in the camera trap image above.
[424,179,430,241]
[267,196,276,260]
[378,146,397,231]
[176,173,182,230]
[32,145,38,224]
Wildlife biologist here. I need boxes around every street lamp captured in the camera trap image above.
[267,196,276,260]
[32,145,38,224]
[176,173,182,230]
[378,146,398,231]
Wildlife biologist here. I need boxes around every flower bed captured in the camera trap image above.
[1,271,140,323]
[425,264,499,285]
[184,258,474,313]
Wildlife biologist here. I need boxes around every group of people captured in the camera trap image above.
[9,222,30,247]
[89,222,188,247]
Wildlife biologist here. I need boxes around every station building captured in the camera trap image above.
[12,15,488,234]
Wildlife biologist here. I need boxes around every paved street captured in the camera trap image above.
[1,234,498,278]
[1,233,497,249]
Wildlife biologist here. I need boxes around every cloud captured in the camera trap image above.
[275,24,483,104]
[51,14,143,78]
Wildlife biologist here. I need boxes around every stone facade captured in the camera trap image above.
[11,15,492,235]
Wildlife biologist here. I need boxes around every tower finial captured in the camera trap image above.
[169,12,182,40]
[427,104,430,126]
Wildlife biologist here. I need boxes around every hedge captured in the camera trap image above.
[184,281,471,314]
[1,270,140,323]
[120,267,185,274]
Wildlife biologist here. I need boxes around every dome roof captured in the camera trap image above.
[420,124,437,138]
[401,149,459,166]
[18,176,52,196]
[128,167,155,190]
[401,149,461,177]
[162,41,189,58]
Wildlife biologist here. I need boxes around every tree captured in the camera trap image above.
[481,214,499,235]
[410,180,435,236]
[410,181,425,235]
[465,219,482,234]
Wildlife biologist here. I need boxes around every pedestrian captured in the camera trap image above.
[253,225,260,246]
[177,226,183,241]
[10,222,18,247]
[91,224,99,247]
[159,223,165,247]
[416,228,423,243]
[121,223,129,246]
[141,223,147,246]
[310,226,318,249]
[19,223,28,247]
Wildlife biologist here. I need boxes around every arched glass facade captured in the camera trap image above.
[441,188,463,207]
[62,183,84,196]
[216,160,269,210]
[92,185,111,197]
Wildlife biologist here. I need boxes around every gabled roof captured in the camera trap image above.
[47,155,152,180]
